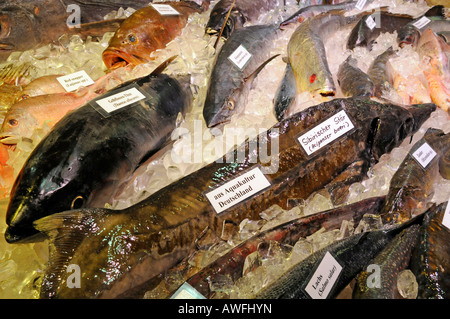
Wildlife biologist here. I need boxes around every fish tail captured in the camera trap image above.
[34,207,114,298]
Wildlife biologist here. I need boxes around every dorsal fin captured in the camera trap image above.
[151,55,178,75]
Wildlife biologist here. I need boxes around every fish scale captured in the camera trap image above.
[33,97,434,298]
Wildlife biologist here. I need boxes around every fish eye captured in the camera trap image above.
[309,74,316,84]
[71,195,85,209]
[8,119,18,127]
[226,100,235,110]
[128,34,137,43]
[18,94,30,101]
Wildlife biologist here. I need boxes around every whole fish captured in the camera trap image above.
[255,216,424,299]
[416,28,450,112]
[380,128,450,225]
[410,202,450,299]
[205,0,282,39]
[397,17,450,48]
[352,224,420,299]
[367,47,397,98]
[102,1,203,69]
[203,24,281,127]
[0,0,140,62]
[346,6,445,50]
[5,70,192,243]
[337,55,374,97]
[286,13,364,98]
[34,97,434,298]
[171,196,386,299]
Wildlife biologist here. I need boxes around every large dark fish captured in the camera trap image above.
[4,68,192,244]
[346,6,445,50]
[380,127,450,225]
[34,97,434,299]
[0,0,157,62]
[337,55,374,97]
[205,0,282,39]
[410,202,450,299]
[102,1,204,69]
[352,224,420,299]
[170,196,386,299]
[255,216,424,299]
[203,24,281,127]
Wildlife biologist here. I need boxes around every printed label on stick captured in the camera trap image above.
[228,45,252,70]
[150,4,180,15]
[205,167,271,214]
[171,282,205,299]
[365,16,376,30]
[57,70,94,92]
[412,16,431,30]
[305,252,343,299]
[298,110,354,156]
[412,142,437,168]
[95,87,146,114]
[355,0,367,10]
[442,201,450,230]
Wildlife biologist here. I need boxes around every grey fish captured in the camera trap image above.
[255,215,424,299]
[203,24,281,127]
[5,65,192,243]
[337,55,374,97]
[34,97,434,298]
[380,128,450,225]
[171,196,387,299]
[352,224,420,299]
[367,46,397,98]
[273,61,297,121]
[397,17,450,48]
[410,202,450,299]
[205,0,282,39]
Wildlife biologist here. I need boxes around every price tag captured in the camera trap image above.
[95,87,146,114]
[412,142,437,169]
[171,283,206,299]
[412,16,431,30]
[228,45,252,70]
[442,201,450,230]
[298,110,355,156]
[57,70,94,92]
[355,0,367,10]
[204,167,271,214]
[305,252,343,299]
[365,16,377,30]
[150,3,181,15]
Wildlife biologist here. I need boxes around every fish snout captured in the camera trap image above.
[0,43,14,51]
[4,224,43,243]
[0,133,19,145]
[102,48,143,69]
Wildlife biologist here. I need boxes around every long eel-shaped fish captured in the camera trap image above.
[33,97,435,298]
[5,64,192,243]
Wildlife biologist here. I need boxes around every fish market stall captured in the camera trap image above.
[0,0,449,299]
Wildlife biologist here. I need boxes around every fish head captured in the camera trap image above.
[367,101,436,162]
[0,107,39,146]
[102,8,161,69]
[0,5,40,62]
[206,7,245,39]
[397,25,420,48]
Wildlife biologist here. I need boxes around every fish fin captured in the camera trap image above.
[74,18,125,38]
[244,54,281,84]
[274,62,297,122]
[151,55,178,75]
[325,160,369,206]
[34,208,113,298]
[214,0,236,48]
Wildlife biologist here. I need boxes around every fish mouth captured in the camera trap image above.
[4,225,44,243]
[102,49,142,70]
[0,134,19,146]
[0,43,14,51]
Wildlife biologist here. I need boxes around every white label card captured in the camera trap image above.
[412,16,431,30]
[298,110,355,156]
[442,201,450,230]
[365,16,376,30]
[305,252,343,299]
[150,4,180,15]
[205,167,271,214]
[95,87,146,113]
[228,45,252,70]
[412,142,437,169]
[355,0,367,10]
[171,282,206,299]
[57,70,94,92]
